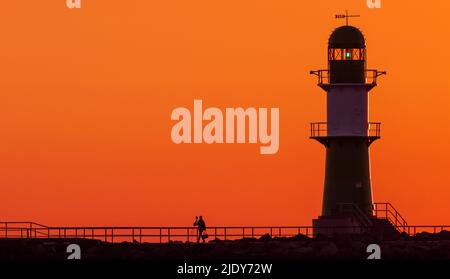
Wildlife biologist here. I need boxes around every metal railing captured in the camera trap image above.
[368,122,381,138]
[310,122,381,138]
[0,224,317,243]
[391,225,450,236]
[0,222,49,239]
[374,202,409,232]
[1,222,449,243]
[310,69,386,85]
[310,122,328,138]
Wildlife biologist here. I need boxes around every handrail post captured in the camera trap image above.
[374,203,377,217]
[395,211,398,227]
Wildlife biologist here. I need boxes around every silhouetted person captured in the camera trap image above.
[193,216,198,227]
[193,216,199,240]
[197,216,207,243]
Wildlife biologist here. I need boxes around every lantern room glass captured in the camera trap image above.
[328,48,365,61]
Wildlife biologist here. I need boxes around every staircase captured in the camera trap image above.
[331,202,409,238]
[373,202,408,232]
[369,217,402,239]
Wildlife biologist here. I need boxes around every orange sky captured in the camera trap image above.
[0,1,449,227]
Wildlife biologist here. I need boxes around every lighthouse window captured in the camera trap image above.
[329,48,365,61]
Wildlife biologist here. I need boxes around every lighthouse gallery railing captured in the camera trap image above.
[310,69,386,85]
[310,122,381,138]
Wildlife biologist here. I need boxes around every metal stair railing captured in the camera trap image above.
[0,222,49,239]
[374,203,408,233]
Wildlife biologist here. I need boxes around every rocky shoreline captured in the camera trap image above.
[1,231,449,259]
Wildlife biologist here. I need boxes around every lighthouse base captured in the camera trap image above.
[312,216,368,237]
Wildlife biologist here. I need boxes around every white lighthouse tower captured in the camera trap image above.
[310,18,386,235]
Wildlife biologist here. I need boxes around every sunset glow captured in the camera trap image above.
[1,1,449,227]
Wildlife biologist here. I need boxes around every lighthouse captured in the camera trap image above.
[310,19,386,235]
